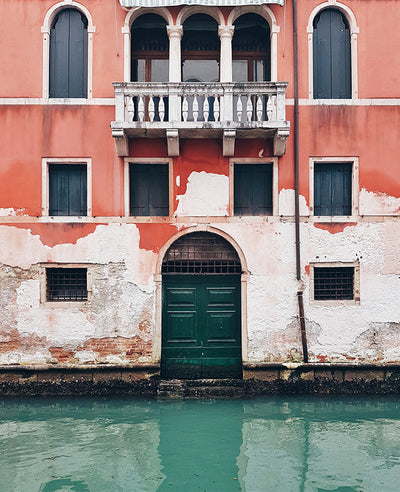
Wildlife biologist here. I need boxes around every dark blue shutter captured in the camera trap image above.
[130,164,169,216]
[49,164,87,216]
[50,9,88,98]
[314,163,352,216]
[234,164,273,215]
[313,9,351,99]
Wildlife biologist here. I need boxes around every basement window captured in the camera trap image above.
[310,262,360,304]
[46,267,88,302]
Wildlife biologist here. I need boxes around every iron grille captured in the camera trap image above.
[162,232,242,274]
[46,268,88,301]
[314,267,354,300]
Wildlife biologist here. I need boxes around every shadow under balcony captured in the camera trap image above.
[111,81,290,157]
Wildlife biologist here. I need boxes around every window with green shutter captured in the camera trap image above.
[234,163,273,216]
[49,164,87,216]
[314,163,352,216]
[49,8,88,98]
[129,163,169,216]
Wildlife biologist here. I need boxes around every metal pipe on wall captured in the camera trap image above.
[292,0,308,362]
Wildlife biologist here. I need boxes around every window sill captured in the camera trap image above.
[309,299,360,307]
[311,215,358,223]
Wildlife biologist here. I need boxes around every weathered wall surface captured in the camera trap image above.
[0,0,399,369]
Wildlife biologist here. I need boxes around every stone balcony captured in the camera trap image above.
[111,81,290,157]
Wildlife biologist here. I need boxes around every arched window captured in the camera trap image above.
[49,8,88,98]
[162,232,242,274]
[313,8,351,99]
[131,14,168,82]
[232,13,271,82]
[182,14,219,83]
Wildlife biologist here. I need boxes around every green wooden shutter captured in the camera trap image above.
[234,164,272,215]
[49,9,88,98]
[130,164,169,216]
[313,9,351,99]
[314,163,352,216]
[49,164,87,216]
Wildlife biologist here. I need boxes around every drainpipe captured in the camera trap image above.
[293,0,308,362]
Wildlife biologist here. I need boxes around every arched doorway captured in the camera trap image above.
[161,232,243,379]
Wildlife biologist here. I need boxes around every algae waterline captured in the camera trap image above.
[1,397,400,491]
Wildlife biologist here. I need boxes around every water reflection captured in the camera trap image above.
[1,398,400,491]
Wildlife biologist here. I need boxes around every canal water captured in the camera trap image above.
[1,397,400,491]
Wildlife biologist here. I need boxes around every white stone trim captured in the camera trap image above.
[41,157,92,217]
[3,98,400,107]
[309,261,360,306]
[122,7,174,82]
[227,5,280,81]
[153,225,249,362]
[309,156,359,220]
[176,6,225,26]
[307,1,359,99]
[41,1,96,99]
[0,98,115,105]
[123,158,173,217]
[229,157,279,216]
[286,99,400,106]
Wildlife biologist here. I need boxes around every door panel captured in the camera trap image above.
[162,275,242,379]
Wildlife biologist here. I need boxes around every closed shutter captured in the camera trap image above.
[130,164,169,216]
[50,9,88,98]
[313,9,351,99]
[314,163,352,216]
[234,164,272,215]
[49,164,87,216]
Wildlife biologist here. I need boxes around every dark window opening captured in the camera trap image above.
[234,164,273,216]
[313,8,351,99]
[49,164,87,216]
[46,268,88,301]
[232,13,271,82]
[131,14,169,82]
[314,267,354,300]
[131,14,169,121]
[314,163,352,216]
[50,8,88,98]
[130,163,169,216]
[162,232,242,275]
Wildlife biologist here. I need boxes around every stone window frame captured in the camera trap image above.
[41,1,96,100]
[123,157,174,219]
[40,263,93,305]
[229,157,279,217]
[309,156,359,221]
[307,1,359,101]
[42,157,92,219]
[309,261,360,306]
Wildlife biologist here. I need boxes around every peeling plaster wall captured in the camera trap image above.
[1,211,399,366]
[175,172,229,216]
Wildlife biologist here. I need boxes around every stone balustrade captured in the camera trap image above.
[111,81,289,157]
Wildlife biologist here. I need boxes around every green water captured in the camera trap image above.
[1,397,400,491]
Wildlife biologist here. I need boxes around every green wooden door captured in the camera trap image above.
[162,275,242,379]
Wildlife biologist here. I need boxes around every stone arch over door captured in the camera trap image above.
[156,228,248,379]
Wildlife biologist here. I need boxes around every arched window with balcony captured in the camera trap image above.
[313,8,351,99]
[182,14,220,84]
[232,13,271,83]
[131,13,169,82]
[49,8,88,98]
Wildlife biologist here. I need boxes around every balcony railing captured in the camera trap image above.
[111,81,289,157]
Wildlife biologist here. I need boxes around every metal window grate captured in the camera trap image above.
[314,267,354,300]
[162,232,241,274]
[46,268,88,301]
